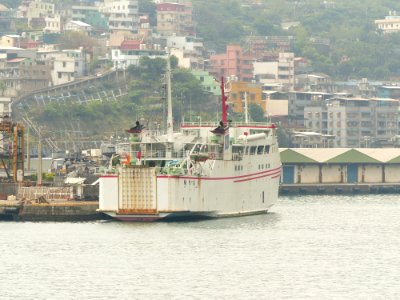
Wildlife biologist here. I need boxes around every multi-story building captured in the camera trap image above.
[64,20,92,34]
[253,52,294,89]
[191,70,220,96]
[47,49,87,85]
[246,36,294,61]
[100,0,138,33]
[295,73,335,92]
[71,4,98,22]
[71,4,108,30]
[111,43,165,69]
[167,36,204,69]
[209,44,254,82]
[375,12,400,34]
[0,51,51,97]
[227,81,264,114]
[44,14,63,33]
[156,2,193,37]
[0,35,21,48]
[288,91,333,128]
[304,97,399,147]
[26,0,55,27]
[0,4,16,35]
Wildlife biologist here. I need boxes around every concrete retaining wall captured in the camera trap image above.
[17,202,105,221]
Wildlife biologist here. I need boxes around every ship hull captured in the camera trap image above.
[103,208,272,222]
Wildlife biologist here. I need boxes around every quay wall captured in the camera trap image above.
[18,202,103,221]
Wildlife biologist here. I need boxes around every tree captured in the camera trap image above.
[249,104,265,122]
[59,32,97,51]
[0,80,6,96]
[138,0,157,26]
[276,126,292,148]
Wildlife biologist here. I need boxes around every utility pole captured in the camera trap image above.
[26,127,30,171]
[166,48,173,143]
[37,130,42,186]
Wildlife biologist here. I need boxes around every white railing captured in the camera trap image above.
[125,150,224,161]
[181,121,273,127]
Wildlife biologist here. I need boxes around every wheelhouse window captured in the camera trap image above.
[257,146,264,155]
[250,146,257,155]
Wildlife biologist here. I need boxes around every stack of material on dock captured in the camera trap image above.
[17,186,73,202]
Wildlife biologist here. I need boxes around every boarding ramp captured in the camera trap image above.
[118,166,157,214]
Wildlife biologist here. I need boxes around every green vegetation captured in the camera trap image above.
[0,80,6,96]
[32,57,216,138]
[59,32,98,51]
[191,0,400,79]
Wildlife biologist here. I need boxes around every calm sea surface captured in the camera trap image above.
[1,195,400,299]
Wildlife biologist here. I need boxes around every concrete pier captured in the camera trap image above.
[280,183,400,195]
[0,200,107,221]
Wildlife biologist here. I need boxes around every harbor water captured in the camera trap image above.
[1,194,400,299]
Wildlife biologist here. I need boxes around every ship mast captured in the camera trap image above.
[166,49,173,143]
[220,76,228,124]
[244,91,249,124]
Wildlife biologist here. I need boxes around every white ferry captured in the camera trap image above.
[98,57,281,221]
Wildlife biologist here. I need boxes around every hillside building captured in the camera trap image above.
[227,81,264,114]
[0,4,16,35]
[209,44,254,82]
[304,97,399,148]
[99,0,139,33]
[26,0,55,28]
[156,2,194,37]
[375,12,400,34]
[253,52,294,89]
[167,36,204,69]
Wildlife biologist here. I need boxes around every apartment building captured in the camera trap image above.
[304,97,399,147]
[209,44,254,82]
[48,49,87,85]
[375,11,400,34]
[246,36,294,60]
[27,0,55,27]
[100,0,139,33]
[111,43,165,69]
[253,52,294,89]
[156,2,193,36]
[288,91,333,127]
[0,4,16,35]
[227,81,264,114]
[44,14,63,33]
[166,36,204,69]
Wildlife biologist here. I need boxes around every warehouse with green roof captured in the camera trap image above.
[280,148,400,184]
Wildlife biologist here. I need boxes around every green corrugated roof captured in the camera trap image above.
[387,156,400,163]
[325,149,380,163]
[280,148,318,163]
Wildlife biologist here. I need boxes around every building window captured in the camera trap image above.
[63,62,66,68]
[58,72,62,79]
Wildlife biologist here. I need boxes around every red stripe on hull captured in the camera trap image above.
[157,166,282,181]
[234,171,281,183]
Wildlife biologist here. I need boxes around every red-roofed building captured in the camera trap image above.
[120,39,141,50]
[20,40,40,49]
